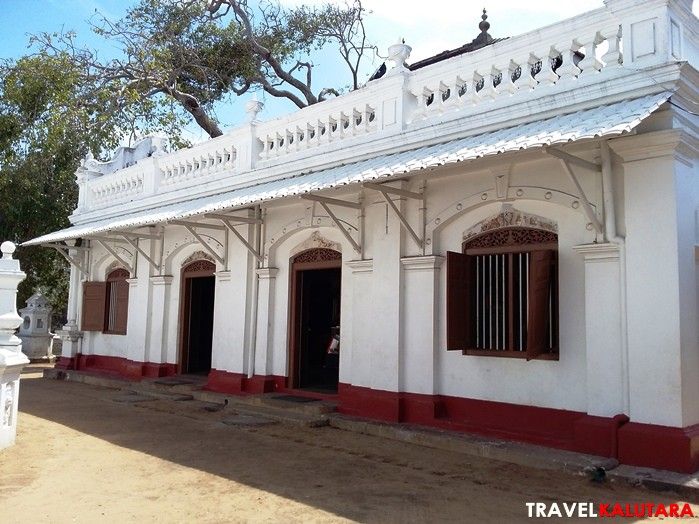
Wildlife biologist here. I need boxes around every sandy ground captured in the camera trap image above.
[0,366,697,524]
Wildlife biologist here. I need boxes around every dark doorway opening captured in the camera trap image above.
[180,260,216,375]
[290,249,342,393]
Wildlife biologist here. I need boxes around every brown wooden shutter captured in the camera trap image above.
[81,282,107,331]
[113,280,130,335]
[526,250,555,360]
[446,251,476,350]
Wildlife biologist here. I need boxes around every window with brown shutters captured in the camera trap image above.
[105,269,130,335]
[81,282,107,331]
[445,227,558,360]
[80,268,130,335]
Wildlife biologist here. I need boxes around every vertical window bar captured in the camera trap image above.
[495,253,499,350]
[476,256,480,349]
[525,252,530,335]
[549,281,553,350]
[500,255,507,349]
[518,253,523,351]
[489,254,493,349]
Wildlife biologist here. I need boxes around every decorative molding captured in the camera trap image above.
[346,259,373,273]
[125,278,139,287]
[182,250,215,266]
[293,247,342,264]
[400,255,445,270]
[289,231,342,258]
[215,270,232,282]
[464,206,558,243]
[150,275,174,286]
[608,129,699,164]
[573,242,621,261]
[182,259,216,273]
[256,267,279,279]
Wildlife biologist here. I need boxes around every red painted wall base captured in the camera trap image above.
[52,357,699,473]
[57,354,177,380]
[204,368,284,395]
[337,382,699,474]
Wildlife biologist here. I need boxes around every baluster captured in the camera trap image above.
[438,81,453,111]
[477,67,497,100]
[556,40,582,82]
[533,46,560,86]
[495,60,517,95]
[577,32,604,76]
[601,25,623,68]
[514,53,538,90]
[466,74,481,105]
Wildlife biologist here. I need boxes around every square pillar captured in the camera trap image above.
[573,243,625,417]
[146,275,173,370]
[253,268,278,379]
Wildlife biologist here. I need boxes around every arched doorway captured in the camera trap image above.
[179,259,216,375]
[289,248,342,392]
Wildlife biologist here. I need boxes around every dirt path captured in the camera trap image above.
[0,367,697,523]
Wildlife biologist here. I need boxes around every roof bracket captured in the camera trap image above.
[218,219,264,263]
[181,224,225,265]
[95,239,133,274]
[556,158,604,234]
[545,147,601,172]
[121,235,161,272]
[46,245,89,277]
[301,194,362,209]
[367,185,424,250]
[316,201,362,255]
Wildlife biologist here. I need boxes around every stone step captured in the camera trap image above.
[122,385,194,402]
[239,393,337,416]
[222,400,329,428]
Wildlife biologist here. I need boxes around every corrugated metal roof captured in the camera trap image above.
[24,92,670,246]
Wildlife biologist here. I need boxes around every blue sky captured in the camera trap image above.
[2,0,697,142]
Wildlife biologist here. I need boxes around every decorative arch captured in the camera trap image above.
[182,250,215,267]
[107,267,130,280]
[163,235,224,275]
[265,216,344,256]
[426,186,593,254]
[292,248,342,264]
[463,207,557,243]
[182,259,216,274]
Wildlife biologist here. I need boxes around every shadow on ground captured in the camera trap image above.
[6,367,695,523]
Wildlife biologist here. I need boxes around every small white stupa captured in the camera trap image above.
[18,293,55,362]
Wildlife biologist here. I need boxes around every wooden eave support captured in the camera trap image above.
[301,194,362,254]
[204,213,262,225]
[172,222,225,265]
[218,218,264,263]
[363,182,424,250]
[544,148,604,235]
[120,235,161,272]
[95,239,133,274]
[44,243,89,277]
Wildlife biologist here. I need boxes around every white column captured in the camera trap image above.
[400,256,444,395]
[57,243,83,364]
[253,268,278,377]
[611,130,692,427]
[573,243,625,417]
[147,275,173,364]
[367,194,404,393]
[345,259,374,386]
[125,277,148,364]
[0,241,29,449]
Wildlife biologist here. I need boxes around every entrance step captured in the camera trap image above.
[235,393,337,416]
[221,400,329,428]
[122,385,194,402]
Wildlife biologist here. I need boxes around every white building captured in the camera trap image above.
[25,0,699,473]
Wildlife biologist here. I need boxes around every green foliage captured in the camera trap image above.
[0,53,185,326]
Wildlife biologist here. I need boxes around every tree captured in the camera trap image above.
[36,0,375,139]
[0,53,184,324]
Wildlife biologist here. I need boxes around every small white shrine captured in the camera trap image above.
[18,293,55,362]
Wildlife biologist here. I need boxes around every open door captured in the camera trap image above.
[289,248,342,392]
[180,260,216,375]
